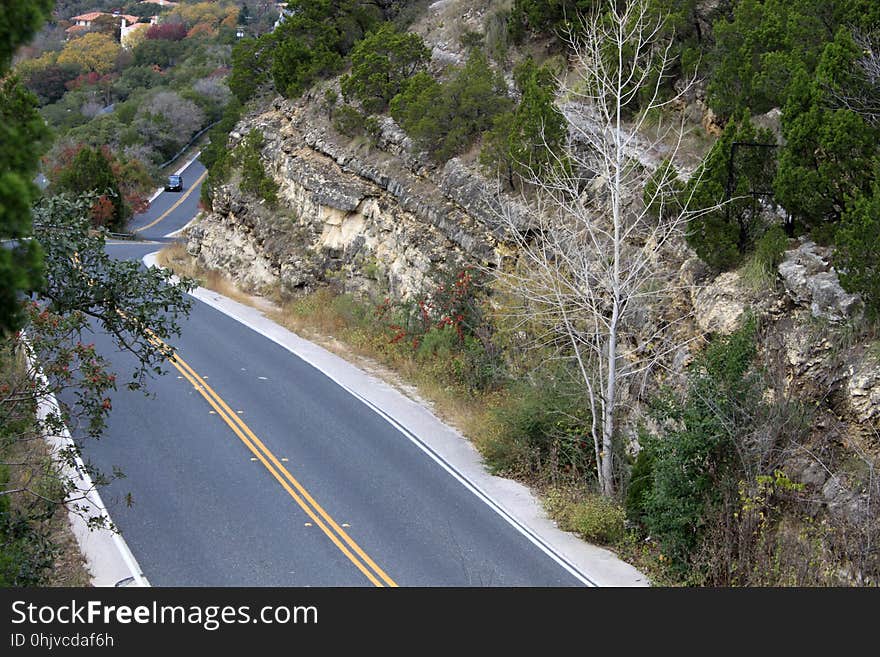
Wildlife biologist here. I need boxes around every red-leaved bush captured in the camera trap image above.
[145,23,187,41]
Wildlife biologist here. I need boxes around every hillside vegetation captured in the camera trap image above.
[193,0,880,586]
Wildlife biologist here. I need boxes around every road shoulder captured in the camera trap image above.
[144,252,650,587]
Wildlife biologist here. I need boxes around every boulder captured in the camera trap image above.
[778,241,861,322]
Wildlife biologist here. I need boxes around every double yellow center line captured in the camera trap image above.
[146,331,397,587]
[134,170,208,234]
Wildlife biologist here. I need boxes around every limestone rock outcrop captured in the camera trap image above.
[778,240,862,323]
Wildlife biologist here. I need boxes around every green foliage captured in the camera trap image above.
[481,373,592,478]
[340,23,429,113]
[835,177,880,318]
[391,50,512,162]
[273,34,342,100]
[0,0,54,70]
[684,115,777,270]
[51,146,127,230]
[752,224,788,274]
[34,193,195,387]
[773,33,879,230]
[624,444,655,525]
[233,130,279,206]
[267,0,384,99]
[480,56,566,188]
[509,0,600,40]
[545,486,626,545]
[388,70,440,138]
[569,495,626,544]
[706,0,879,118]
[322,87,338,118]
[200,99,242,209]
[132,37,187,68]
[0,194,194,575]
[0,506,58,586]
[332,104,367,137]
[0,75,49,334]
[642,318,760,573]
[376,267,504,391]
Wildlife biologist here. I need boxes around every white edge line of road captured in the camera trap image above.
[21,334,150,588]
[145,151,203,204]
[164,213,201,239]
[143,252,650,587]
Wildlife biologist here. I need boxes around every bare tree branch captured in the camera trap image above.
[490,0,720,496]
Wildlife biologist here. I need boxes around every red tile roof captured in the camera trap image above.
[71,11,105,22]
[70,11,141,24]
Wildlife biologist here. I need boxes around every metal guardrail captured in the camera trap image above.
[157,120,220,170]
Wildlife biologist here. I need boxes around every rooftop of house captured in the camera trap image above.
[70,11,141,24]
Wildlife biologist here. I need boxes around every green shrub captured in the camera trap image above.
[835,179,880,318]
[480,56,566,189]
[340,23,429,114]
[544,487,626,546]
[753,224,789,272]
[364,115,382,145]
[390,49,511,162]
[570,496,626,545]
[0,509,58,586]
[200,100,242,209]
[641,318,767,576]
[740,224,790,290]
[234,129,279,206]
[329,292,372,328]
[481,376,592,478]
[416,325,458,363]
[625,445,655,525]
[267,0,383,99]
[332,104,367,137]
[684,116,778,271]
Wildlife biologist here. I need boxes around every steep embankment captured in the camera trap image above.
[188,95,515,300]
[184,0,880,584]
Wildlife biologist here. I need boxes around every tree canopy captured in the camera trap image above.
[391,49,512,162]
[480,57,566,188]
[0,0,54,334]
[57,32,122,75]
[340,23,429,113]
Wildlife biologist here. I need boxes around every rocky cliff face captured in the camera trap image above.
[184,0,879,581]
[187,97,512,301]
[686,239,879,549]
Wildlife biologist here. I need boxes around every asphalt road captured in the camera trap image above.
[80,159,587,587]
[126,157,207,239]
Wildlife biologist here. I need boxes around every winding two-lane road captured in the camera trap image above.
[80,157,638,587]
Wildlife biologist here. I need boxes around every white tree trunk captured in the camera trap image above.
[492,0,716,497]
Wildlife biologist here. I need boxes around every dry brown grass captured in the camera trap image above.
[156,242,273,310]
[1,353,92,586]
[45,512,92,586]
[158,249,511,466]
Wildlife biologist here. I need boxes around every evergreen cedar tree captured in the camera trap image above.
[0,0,54,334]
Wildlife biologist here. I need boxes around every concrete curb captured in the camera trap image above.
[144,252,649,587]
[22,336,150,588]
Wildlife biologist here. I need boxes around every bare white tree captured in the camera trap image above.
[493,0,714,496]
